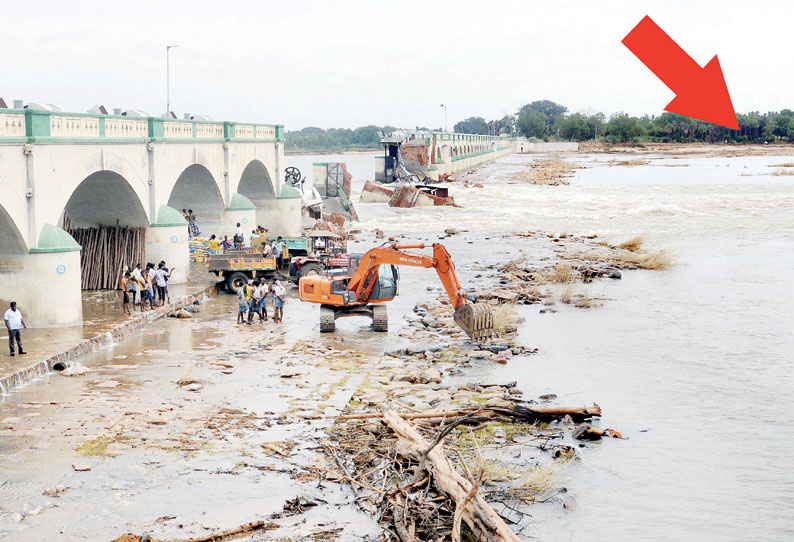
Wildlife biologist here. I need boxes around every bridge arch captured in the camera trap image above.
[63,171,149,228]
[0,204,27,255]
[168,164,225,230]
[236,160,278,230]
[237,160,276,203]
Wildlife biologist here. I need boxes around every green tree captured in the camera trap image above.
[516,109,548,138]
[605,113,645,142]
[453,117,489,134]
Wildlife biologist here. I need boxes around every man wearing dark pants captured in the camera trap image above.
[4,301,26,356]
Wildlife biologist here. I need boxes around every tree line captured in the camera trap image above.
[286,125,397,152]
[286,100,794,151]
[458,99,794,144]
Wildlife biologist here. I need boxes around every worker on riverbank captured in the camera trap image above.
[247,280,262,324]
[272,279,285,323]
[258,280,270,321]
[236,284,248,324]
[209,235,221,254]
[131,263,144,306]
[273,236,284,270]
[155,262,172,306]
[142,268,156,311]
[4,302,27,356]
[121,271,131,315]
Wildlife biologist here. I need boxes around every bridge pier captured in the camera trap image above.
[145,206,190,284]
[0,225,83,327]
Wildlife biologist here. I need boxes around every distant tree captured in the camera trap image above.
[518,100,568,134]
[605,113,645,142]
[516,109,547,138]
[453,116,489,134]
[351,125,381,146]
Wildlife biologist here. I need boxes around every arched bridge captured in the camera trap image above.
[0,108,301,326]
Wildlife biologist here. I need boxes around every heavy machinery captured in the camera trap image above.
[298,242,493,340]
[288,231,349,284]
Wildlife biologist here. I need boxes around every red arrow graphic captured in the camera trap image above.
[622,15,739,130]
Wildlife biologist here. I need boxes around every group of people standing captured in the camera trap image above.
[120,262,174,314]
[237,279,286,324]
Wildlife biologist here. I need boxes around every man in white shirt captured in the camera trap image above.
[272,280,286,322]
[233,223,244,250]
[4,301,26,356]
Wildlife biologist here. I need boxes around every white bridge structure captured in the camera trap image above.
[0,108,301,326]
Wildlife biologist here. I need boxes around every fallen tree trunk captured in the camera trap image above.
[337,403,601,423]
[383,411,521,542]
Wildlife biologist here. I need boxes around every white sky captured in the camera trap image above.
[1,1,791,130]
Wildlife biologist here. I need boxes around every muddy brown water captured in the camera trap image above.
[0,151,792,540]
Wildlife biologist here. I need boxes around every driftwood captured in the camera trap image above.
[383,411,521,542]
[169,521,268,542]
[573,424,623,440]
[337,403,601,423]
[113,522,270,542]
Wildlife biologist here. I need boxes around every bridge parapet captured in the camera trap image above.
[0,110,27,140]
[0,109,284,144]
[105,117,149,139]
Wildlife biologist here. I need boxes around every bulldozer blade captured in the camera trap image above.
[454,303,494,341]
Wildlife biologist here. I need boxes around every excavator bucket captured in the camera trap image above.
[454,303,494,341]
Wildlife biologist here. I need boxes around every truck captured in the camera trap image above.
[208,237,308,293]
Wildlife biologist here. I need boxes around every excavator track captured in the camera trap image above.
[454,303,494,341]
[320,306,336,332]
[372,304,388,332]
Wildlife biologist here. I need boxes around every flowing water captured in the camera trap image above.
[290,151,794,541]
[0,150,791,540]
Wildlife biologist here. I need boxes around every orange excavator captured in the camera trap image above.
[298,242,493,340]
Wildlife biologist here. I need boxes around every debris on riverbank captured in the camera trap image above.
[472,231,673,308]
[326,370,602,540]
[510,158,578,186]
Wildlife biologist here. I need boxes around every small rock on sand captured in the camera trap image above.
[361,391,387,405]
[176,309,193,318]
[61,363,89,377]
[72,463,91,472]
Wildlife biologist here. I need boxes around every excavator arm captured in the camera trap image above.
[347,243,493,340]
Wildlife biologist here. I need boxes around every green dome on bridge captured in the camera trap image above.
[30,224,81,253]
[229,192,256,210]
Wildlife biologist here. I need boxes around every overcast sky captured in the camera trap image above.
[1,1,791,130]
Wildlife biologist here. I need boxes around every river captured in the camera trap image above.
[0,149,790,540]
[289,150,794,541]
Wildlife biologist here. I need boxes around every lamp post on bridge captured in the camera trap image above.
[440,103,447,132]
[166,45,179,119]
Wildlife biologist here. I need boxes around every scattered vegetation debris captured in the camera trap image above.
[283,496,320,516]
[511,158,577,185]
[608,159,650,166]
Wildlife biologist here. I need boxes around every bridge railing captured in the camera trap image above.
[0,109,284,143]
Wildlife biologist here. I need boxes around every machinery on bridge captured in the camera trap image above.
[298,242,493,340]
[284,166,305,190]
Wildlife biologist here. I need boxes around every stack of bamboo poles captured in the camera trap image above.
[64,217,145,290]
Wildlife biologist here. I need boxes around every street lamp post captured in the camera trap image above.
[440,104,447,132]
[166,45,179,118]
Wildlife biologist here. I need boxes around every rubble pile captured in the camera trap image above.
[361,181,459,208]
